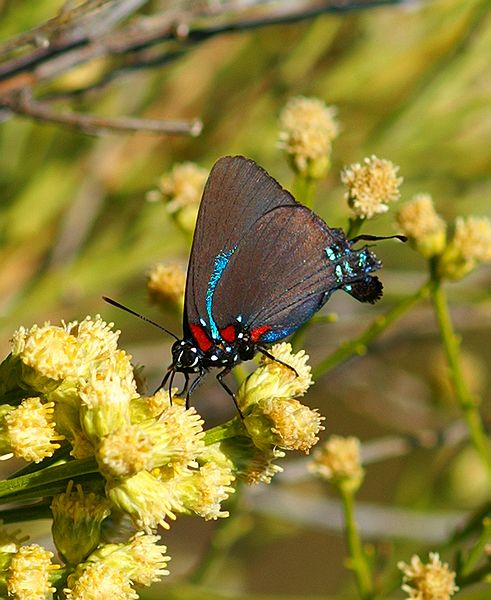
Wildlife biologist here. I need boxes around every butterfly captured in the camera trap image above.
[105,156,402,413]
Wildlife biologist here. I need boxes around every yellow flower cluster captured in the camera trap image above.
[279,96,339,179]
[396,195,491,279]
[398,552,459,600]
[1,314,324,598]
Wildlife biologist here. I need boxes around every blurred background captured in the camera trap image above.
[0,0,490,597]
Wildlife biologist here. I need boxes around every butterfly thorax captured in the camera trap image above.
[171,326,257,374]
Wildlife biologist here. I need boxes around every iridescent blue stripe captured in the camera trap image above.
[206,247,236,340]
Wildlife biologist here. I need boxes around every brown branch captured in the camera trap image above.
[0,0,403,93]
[1,93,202,136]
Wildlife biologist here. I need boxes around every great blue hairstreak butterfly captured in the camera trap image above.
[105,155,404,414]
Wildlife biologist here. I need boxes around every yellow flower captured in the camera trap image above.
[11,317,122,394]
[310,435,365,492]
[77,532,170,589]
[438,216,491,280]
[174,461,235,520]
[398,552,459,600]
[6,544,57,600]
[65,560,136,600]
[147,263,186,308]
[342,155,402,219]
[124,532,170,586]
[4,397,64,463]
[51,482,111,566]
[206,438,284,485]
[245,397,324,453]
[159,162,208,213]
[79,350,137,441]
[237,343,313,411]
[396,194,446,258]
[279,96,339,178]
[97,405,205,478]
[106,469,181,532]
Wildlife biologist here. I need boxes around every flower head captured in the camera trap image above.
[279,96,339,179]
[97,404,204,478]
[244,397,324,454]
[6,544,58,600]
[342,155,402,219]
[237,343,313,411]
[310,435,364,492]
[79,350,137,441]
[11,317,121,392]
[209,438,284,485]
[398,552,459,600]
[106,469,181,532]
[438,216,491,280]
[51,482,112,565]
[150,161,208,232]
[65,560,136,600]
[174,461,235,520]
[4,397,64,463]
[147,263,186,308]
[396,194,446,258]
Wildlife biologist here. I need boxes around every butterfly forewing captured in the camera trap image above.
[184,155,296,339]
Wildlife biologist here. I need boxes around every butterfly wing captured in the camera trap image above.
[184,155,296,341]
[210,205,382,343]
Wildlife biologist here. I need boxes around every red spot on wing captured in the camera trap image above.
[220,325,236,342]
[250,325,271,343]
[189,324,212,352]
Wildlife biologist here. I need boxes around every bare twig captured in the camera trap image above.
[0,0,404,93]
[1,93,202,136]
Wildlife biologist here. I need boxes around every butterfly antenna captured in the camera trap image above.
[350,233,407,244]
[102,296,179,341]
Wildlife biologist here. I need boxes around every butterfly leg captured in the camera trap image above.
[154,367,173,395]
[216,368,244,419]
[185,369,206,409]
[177,372,190,397]
[257,346,298,377]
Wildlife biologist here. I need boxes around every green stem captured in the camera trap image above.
[430,278,491,472]
[293,174,316,208]
[460,517,491,578]
[347,217,364,238]
[0,456,98,502]
[204,418,245,446]
[340,487,374,599]
[313,281,431,379]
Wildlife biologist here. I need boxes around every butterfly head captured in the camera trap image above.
[171,339,202,373]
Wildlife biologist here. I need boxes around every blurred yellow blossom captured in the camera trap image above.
[438,216,491,280]
[342,155,402,219]
[310,435,364,492]
[147,263,186,308]
[398,552,459,600]
[279,96,339,179]
[148,161,208,232]
[396,194,446,258]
